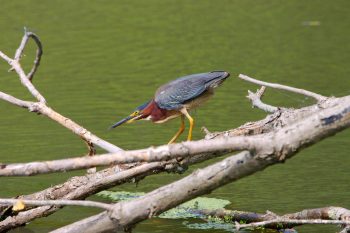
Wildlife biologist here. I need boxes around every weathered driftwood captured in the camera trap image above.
[0,30,349,233]
[0,199,112,211]
[0,152,226,231]
[193,206,350,230]
[51,96,350,233]
[0,92,348,176]
[1,203,350,232]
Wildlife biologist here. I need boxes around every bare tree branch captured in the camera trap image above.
[0,148,234,232]
[247,86,279,113]
[0,92,33,109]
[0,199,112,211]
[1,30,45,102]
[2,93,349,231]
[0,51,12,64]
[1,92,350,231]
[284,206,350,221]
[52,96,350,232]
[236,219,350,231]
[8,59,46,103]
[1,31,348,233]
[0,30,122,153]
[196,206,350,230]
[83,138,96,157]
[205,95,346,140]
[0,162,159,232]
[35,103,123,152]
[0,137,248,176]
[51,151,254,233]
[3,94,350,176]
[239,74,327,101]
[17,30,43,81]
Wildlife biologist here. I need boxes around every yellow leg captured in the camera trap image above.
[168,115,185,144]
[180,108,194,141]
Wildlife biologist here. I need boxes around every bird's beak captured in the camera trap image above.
[110,113,141,129]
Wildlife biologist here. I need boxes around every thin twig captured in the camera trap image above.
[246,86,278,113]
[0,199,112,211]
[13,28,43,70]
[83,138,97,173]
[236,219,350,231]
[0,51,12,64]
[14,27,31,60]
[239,74,327,102]
[0,30,122,153]
[85,139,96,156]
[201,127,211,136]
[14,59,46,102]
[26,32,43,81]
[0,29,46,102]
[0,92,33,109]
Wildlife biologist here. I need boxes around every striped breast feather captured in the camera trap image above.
[155,72,227,110]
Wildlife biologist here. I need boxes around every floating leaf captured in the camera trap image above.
[160,197,231,219]
[97,191,230,219]
[97,191,145,201]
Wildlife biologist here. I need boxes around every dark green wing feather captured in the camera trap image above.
[155,71,228,110]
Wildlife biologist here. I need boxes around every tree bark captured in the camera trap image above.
[53,96,350,233]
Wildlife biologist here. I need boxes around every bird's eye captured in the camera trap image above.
[134,111,139,115]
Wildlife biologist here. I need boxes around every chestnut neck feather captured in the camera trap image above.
[141,100,168,122]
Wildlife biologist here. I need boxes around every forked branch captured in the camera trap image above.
[246,86,279,113]
[53,96,350,232]
[0,29,122,153]
[195,206,350,231]
[0,31,348,233]
[239,74,327,101]
[13,29,43,81]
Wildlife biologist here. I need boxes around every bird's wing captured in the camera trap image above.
[155,72,225,110]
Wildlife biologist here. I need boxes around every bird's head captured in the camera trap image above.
[110,101,151,129]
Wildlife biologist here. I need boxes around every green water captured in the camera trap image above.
[0,0,349,232]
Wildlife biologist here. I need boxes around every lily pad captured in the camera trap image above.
[159,197,231,219]
[97,191,230,219]
[97,190,145,201]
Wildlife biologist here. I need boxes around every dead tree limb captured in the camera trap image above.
[0,92,34,109]
[2,82,350,231]
[0,152,223,231]
[13,28,43,81]
[52,96,350,232]
[1,94,349,176]
[0,29,122,153]
[246,86,279,113]
[1,31,349,233]
[195,206,350,230]
[236,219,350,231]
[238,74,327,101]
[0,199,112,211]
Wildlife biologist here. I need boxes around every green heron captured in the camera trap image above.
[110,71,230,144]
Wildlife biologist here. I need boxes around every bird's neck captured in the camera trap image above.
[141,100,167,122]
